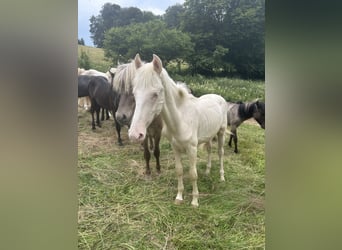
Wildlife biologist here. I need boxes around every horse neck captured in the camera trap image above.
[238,102,256,121]
[159,71,184,134]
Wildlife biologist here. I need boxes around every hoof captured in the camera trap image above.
[174,199,183,205]
[118,141,124,146]
[144,174,152,181]
[191,202,199,208]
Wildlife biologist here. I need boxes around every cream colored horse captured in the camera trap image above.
[129,54,228,207]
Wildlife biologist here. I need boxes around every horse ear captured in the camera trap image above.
[134,53,142,69]
[152,54,162,74]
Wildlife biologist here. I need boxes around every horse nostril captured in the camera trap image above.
[122,114,126,120]
[138,133,144,140]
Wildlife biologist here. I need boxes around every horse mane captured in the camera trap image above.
[113,60,138,93]
[237,100,261,119]
[175,81,192,94]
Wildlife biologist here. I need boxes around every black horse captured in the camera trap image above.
[226,100,265,153]
[87,76,125,145]
[78,75,110,121]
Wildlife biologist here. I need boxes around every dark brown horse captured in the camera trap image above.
[88,76,133,146]
[78,75,110,121]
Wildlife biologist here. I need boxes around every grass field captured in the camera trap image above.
[78,46,265,249]
[78,109,265,249]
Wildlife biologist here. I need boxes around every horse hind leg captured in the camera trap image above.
[228,133,233,147]
[96,108,101,127]
[173,147,184,205]
[233,130,238,153]
[188,145,199,207]
[101,108,105,121]
[205,139,213,176]
[91,109,96,130]
[217,128,226,181]
[90,100,97,130]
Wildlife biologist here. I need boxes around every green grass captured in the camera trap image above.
[173,75,265,102]
[78,110,265,249]
[78,46,265,249]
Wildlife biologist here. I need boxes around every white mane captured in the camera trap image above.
[113,61,137,93]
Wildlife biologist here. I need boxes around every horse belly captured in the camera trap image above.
[196,97,227,143]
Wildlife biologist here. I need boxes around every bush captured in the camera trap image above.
[78,50,91,69]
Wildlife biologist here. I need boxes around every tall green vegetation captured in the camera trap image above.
[89,0,264,79]
[104,20,194,65]
[90,3,159,48]
[78,50,91,69]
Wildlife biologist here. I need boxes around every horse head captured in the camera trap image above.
[129,54,165,141]
[253,100,265,129]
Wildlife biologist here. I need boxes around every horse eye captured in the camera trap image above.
[152,92,159,99]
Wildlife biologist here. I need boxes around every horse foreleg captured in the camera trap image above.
[106,109,110,120]
[153,135,161,174]
[205,139,212,176]
[217,128,226,181]
[173,147,184,205]
[143,136,151,176]
[188,145,199,207]
[113,116,123,146]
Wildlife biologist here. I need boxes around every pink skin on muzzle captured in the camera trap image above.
[128,121,146,142]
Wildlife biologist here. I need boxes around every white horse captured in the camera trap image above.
[129,54,228,207]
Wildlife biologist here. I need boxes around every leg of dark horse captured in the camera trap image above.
[228,133,233,147]
[101,108,105,121]
[106,109,110,120]
[153,135,161,174]
[91,108,96,130]
[90,100,96,130]
[232,129,238,153]
[113,116,123,146]
[149,135,154,151]
[143,136,151,176]
[96,107,101,127]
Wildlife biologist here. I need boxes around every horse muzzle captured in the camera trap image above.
[128,125,146,142]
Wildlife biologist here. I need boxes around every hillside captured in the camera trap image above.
[78,45,112,72]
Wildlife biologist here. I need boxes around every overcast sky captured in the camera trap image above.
[78,0,185,46]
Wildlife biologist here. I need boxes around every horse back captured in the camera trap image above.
[193,94,227,142]
[88,76,118,110]
[78,75,93,97]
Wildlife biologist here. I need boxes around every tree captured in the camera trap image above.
[90,3,159,48]
[163,4,185,29]
[103,20,194,66]
[78,38,85,45]
[181,0,264,78]
[78,50,91,69]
